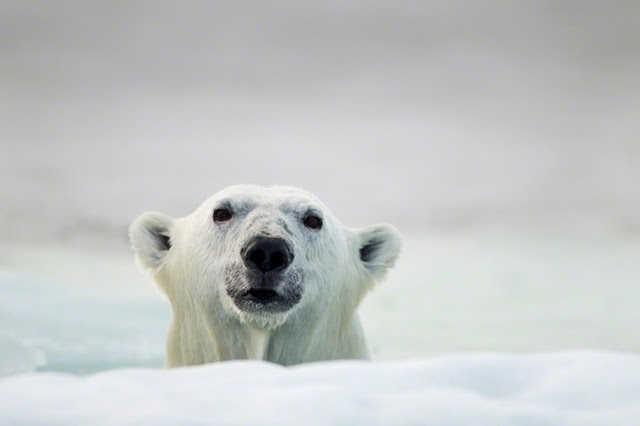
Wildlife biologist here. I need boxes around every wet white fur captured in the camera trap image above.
[130,185,401,366]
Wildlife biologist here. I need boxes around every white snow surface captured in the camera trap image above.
[2,352,640,425]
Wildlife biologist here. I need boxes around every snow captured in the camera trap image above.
[1,352,640,425]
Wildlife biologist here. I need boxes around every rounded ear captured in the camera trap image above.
[129,212,174,272]
[355,223,402,279]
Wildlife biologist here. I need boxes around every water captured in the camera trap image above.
[1,230,638,374]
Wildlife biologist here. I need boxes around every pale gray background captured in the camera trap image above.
[2,1,639,246]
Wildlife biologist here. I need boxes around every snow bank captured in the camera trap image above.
[1,352,639,425]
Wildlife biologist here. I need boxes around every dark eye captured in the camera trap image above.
[213,208,233,222]
[303,215,323,230]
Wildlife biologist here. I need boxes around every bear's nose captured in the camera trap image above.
[242,237,293,274]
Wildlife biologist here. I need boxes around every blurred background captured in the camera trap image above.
[1,1,639,374]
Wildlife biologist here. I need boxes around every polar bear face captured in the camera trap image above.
[130,185,401,330]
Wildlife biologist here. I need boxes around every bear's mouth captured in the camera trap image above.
[242,289,278,303]
[225,265,304,316]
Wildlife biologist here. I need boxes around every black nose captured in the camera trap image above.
[242,237,293,274]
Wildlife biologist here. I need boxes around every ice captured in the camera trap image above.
[1,352,640,425]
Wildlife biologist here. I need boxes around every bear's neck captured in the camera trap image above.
[164,293,369,367]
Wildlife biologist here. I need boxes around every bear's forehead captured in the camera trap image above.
[204,185,324,211]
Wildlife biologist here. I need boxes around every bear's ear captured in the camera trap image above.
[129,212,174,272]
[356,224,402,278]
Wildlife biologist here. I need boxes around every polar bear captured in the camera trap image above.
[130,185,401,367]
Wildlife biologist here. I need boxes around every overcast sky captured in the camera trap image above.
[1,1,639,244]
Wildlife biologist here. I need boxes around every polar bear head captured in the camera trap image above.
[130,185,401,330]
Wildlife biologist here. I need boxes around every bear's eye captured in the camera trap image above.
[213,208,233,223]
[303,215,322,230]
